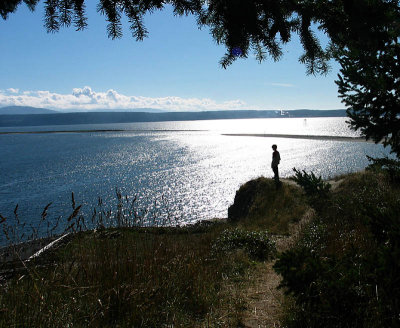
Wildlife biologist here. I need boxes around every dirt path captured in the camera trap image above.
[239,206,316,327]
[239,261,284,328]
[239,176,344,327]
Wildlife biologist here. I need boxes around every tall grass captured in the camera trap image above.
[0,189,180,254]
[0,178,297,327]
[1,228,242,327]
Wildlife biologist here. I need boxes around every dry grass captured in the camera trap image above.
[0,178,309,327]
[1,225,246,327]
[239,205,316,328]
[232,177,308,235]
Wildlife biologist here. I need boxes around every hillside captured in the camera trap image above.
[0,109,346,127]
[0,106,57,115]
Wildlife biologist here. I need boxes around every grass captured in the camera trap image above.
[7,170,397,327]
[228,177,308,234]
[0,178,307,327]
[1,226,241,327]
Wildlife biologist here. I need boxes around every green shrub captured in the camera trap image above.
[366,155,400,183]
[364,207,400,326]
[291,168,331,198]
[275,171,400,328]
[274,246,377,328]
[212,228,276,261]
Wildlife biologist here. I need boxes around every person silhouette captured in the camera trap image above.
[271,144,281,186]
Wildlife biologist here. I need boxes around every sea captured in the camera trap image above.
[0,117,392,244]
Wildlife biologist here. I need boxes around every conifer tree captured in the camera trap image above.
[333,1,400,157]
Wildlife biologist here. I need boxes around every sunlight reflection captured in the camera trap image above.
[0,118,391,239]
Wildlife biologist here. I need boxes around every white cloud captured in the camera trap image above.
[0,86,249,112]
[72,86,95,98]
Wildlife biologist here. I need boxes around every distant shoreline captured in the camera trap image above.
[0,109,347,127]
[0,129,206,135]
[222,133,375,143]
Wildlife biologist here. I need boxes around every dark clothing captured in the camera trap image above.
[271,150,281,181]
[272,165,279,180]
[271,150,280,168]
[271,150,280,185]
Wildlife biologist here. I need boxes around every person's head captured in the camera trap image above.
[272,144,277,150]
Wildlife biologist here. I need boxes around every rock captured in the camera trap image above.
[228,178,262,222]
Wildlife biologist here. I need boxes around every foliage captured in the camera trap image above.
[366,207,400,326]
[366,155,400,183]
[275,171,400,327]
[275,246,375,328]
[0,0,355,73]
[291,168,331,199]
[203,0,331,71]
[333,1,400,156]
[3,1,397,72]
[212,228,276,261]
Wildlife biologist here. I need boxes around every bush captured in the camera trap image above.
[366,155,400,183]
[212,228,276,261]
[291,168,331,198]
[274,171,400,328]
[274,245,377,328]
[365,207,400,326]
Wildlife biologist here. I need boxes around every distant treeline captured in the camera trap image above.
[0,109,346,127]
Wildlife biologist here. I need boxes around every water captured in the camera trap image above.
[0,116,359,136]
[0,117,392,243]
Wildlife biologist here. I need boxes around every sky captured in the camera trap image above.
[0,2,344,112]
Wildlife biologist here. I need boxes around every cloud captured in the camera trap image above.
[269,83,295,88]
[72,86,95,98]
[0,86,249,112]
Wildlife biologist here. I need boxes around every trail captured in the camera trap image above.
[239,207,315,327]
[239,178,343,327]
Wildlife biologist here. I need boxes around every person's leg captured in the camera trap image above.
[272,166,279,181]
[272,166,281,189]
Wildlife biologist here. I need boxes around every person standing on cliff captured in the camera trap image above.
[271,144,281,186]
